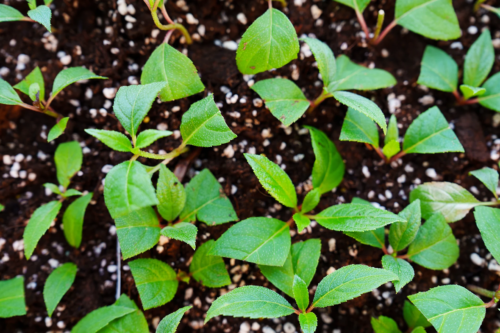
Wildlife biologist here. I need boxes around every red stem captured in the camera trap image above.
[372,20,397,45]
[355,9,370,39]
[388,150,407,164]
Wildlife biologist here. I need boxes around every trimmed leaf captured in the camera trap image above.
[301,37,336,87]
[464,29,494,87]
[292,275,309,312]
[345,227,385,249]
[460,85,486,100]
[340,107,379,147]
[382,255,414,293]
[389,199,421,251]
[156,306,192,333]
[0,4,25,23]
[14,66,45,101]
[98,295,149,333]
[474,206,500,262]
[205,286,295,323]
[43,263,77,317]
[54,141,82,189]
[371,316,402,333]
[407,213,459,270]
[299,312,318,333]
[51,67,106,99]
[27,5,51,32]
[301,188,321,214]
[85,129,132,153]
[333,0,370,12]
[141,43,205,102]
[72,305,135,333]
[469,167,498,198]
[333,91,387,133]
[157,165,186,222]
[190,240,230,288]
[161,223,197,250]
[293,213,311,233]
[129,258,178,310]
[478,72,500,112]
[236,8,299,74]
[210,217,290,266]
[403,300,432,329]
[0,277,26,318]
[47,117,69,142]
[63,193,92,248]
[24,201,62,259]
[417,46,458,92]
[0,79,23,105]
[136,129,172,149]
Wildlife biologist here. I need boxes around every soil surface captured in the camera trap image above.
[1,0,500,332]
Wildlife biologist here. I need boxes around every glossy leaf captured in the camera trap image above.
[27,5,51,32]
[190,240,230,288]
[403,300,432,329]
[474,206,500,263]
[157,165,186,222]
[334,0,370,12]
[0,79,23,105]
[0,277,26,318]
[301,188,321,214]
[63,193,92,248]
[0,4,25,23]
[156,306,192,333]
[460,84,486,100]
[72,305,135,333]
[293,275,309,312]
[51,67,106,99]
[54,141,82,189]
[47,117,69,142]
[299,312,318,333]
[371,316,402,333]
[469,167,498,198]
[44,263,77,317]
[345,227,385,249]
[417,45,458,92]
[301,37,336,87]
[136,129,172,149]
[98,295,149,333]
[382,255,414,293]
[24,201,62,259]
[478,72,500,112]
[464,29,494,87]
[85,129,133,153]
[14,66,45,101]
[340,107,379,147]
[333,91,387,133]
[161,223,197,250]
[389,199,421,251]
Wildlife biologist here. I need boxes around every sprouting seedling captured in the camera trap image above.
[339,106,464,163]
[0,66,106,141]
[0,0,53,32]
[236,0,299,75]
[252,37,395,131]
[22,141,93,260]
[0,276,26,319]
[418,29,500,112]
[142,0,192,44]
[334,0,460,46]
[371,300,431,333]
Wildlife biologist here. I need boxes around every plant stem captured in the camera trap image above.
[388,150,407,164]
[21,17,36,23]
[147,144,189,174]
[452,89,462,102]
[381,244,389,255]
[467,285,496,299]
[150,4,192,44]
[268,0,273,9]
[372,10,385,42]
[396,254,409,260]
[475,0,488,12]
[20,102,61,119]
[355,9,370,39]
[308,90,332,113]
[164,29,174,44]
[372,20,397,45]
[115,239,121,300]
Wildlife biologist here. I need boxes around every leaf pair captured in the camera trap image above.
[371,300,431,333]
[0,2,52,32]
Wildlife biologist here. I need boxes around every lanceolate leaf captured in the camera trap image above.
[209,217,291,266]
[63,192,93,248]
[333,0,371,13]
[157,165,186,222]
[408,285,485,333]
[14,66,46,101]
[389,199,421,252]
[299,312,318,333]
[0,79,23,105]
[85,129,133,152]
[385,115,399,145]
[293,213,311,233]
[51,67,106,99]
[47,117,69,142]
[72,305,135,333]
[345,227,385,249]
[161,223,197,250]
[141,43,205,102]
[417,45,458,92]
[403,300,432,329]
[205,286,296,323]
[301,188,321,214]
[236,8,299,75]
[469,167,498,198]
[190,240,231,288]
[340,107,379,147]
[478,72,500,112]
[156,306,192,333]
[292,275,309,312]
[381,255,414,293]
[27,5,51,32]
[464,29,494,87]
[301,37,336,88]
[24,201,62,259]
[0,4,25,23]
[98,295,149,333]
[474,206,500,263]
[0,277,26,318]
[135,129,172,149]
[371,316,402,333]
[43,263,77,317]
[54,141,83,189]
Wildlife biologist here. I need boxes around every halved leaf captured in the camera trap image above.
[24,201,62,259]
[0,4,25,23]
[333,0,371,12]
[98,295,149,333]
[407,213,459,270]
[244,153,297,208]
[0,277,26,318]
[312,265,398,308]
[14,67,45,101]
[209,217,290,266]
[251,78,310,126]
[408,285,485,333]
[161,223,197,250]
[474,206,500,263]
[460,85,486,100]
[469,167,498,198]
[293,213,311,233]
[293,275,309,312]
[464,29,494,87]
[47,117,69,142]
[156,306,192,333]
[0,79,23,105]
[205,286,296,323]
[299,312,318,333]
[190,240,230,288]
[402,106,463,154]
[236,8,299,74]
[129,258,178,310]
[301,188,321,214]
[51,67,106,100]
[382,255,414,293]
[333,91,387,133]
[136,129,172,149]
[306,126,345,194]
[478,72,500,112]
[345,227,385,249]
[157,165,186,222]
[417,45,458,92]
[389,199,421,252]
[301,37,336,87]
[340,107,379,147]
[141,43,205,102]
[403,300,432,329]
[54,141,82,189]
[27,5,51,32]
[115,206,161,260]
[43,262,77,317]
[63,193,92,248]
[371,316,402,333]
[85,129,133,153]
[72,305,135,333]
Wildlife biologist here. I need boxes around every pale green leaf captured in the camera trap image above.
[382,255,414,293]
[389,199,421,251]
[474,206,500,263]
[63,193,92,248]
[63,189,83,197]
[24,201,62,259]
[54,141,82,189]
[301,37,336,87]
[292,275,309,312]
[27,5,51,32]
[156,306,192,333]
[47,117,69,142]
[464,29,494,87]
[0,79,23,105]
[14,67,46,101]
[385,115,399,145]
[333,0,370,12]
[371,316,402,333]
[72,305,135,333]
[29,82,40,102]
[51,67,106,99]
[411,327,427,333]
[97,295,149,333]
[383,140,401,159]
[136,129,172,149]
[44,0,54,5]
[0,277,26,318]
[44,182,62,195]
[147,0,165,7]
[43,263,77,317]
[0,204,4,212]
[403,300,432,329]
[333,91,387,133]
[293,213,310,233]
[0,4,25,23]
[298,312,318,333]
[157,165,186,222]
[190,240,230,288]
[460,85,486,100]
[478,72,500,112]
[85,129,132,152]
[469,167,498,198]
[339,107,379,147]
[417,45,458,92]
[345,227,385,249]
[27,0,37,10]
[161,223,197,249]
[301,188,321,214]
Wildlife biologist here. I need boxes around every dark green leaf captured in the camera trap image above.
[333,0,370,12]
[403,300,432,329]
[469,167,498,198]
[54,141,82,189]
[292,275,309,312]
[161,223,197,250]
[333,91,387,133]
[72,305,135,333]
[340,107,379,147]
[157,165,186,222]
[0,277,26,318]
[345,227,385,249]
[301,37,336,87]
[156,306,192,333]
[389,200,421,251]
[417,46,458,92]
[24,201,62,259]
[63,193,92,248]
[98,295,149,333]
[51,67,106,99]
[381,255,414,293]
[43,263,77,317]
[464,29,494,87]
[190,240,230,288]
[478,72,500,112]
[474,206,500,263]
[371,316,402,333]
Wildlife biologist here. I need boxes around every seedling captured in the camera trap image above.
[0,276,26,318]
[339,106,464,163]
[22,141,93,259]
[0,66,106,141]
[252,37,395,130]
[142,0,192,44]
[417,29,500,112]
[371,300,431,333]
[0,0,53,32]
[334,0,460,45]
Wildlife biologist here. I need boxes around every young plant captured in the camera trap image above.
[142,0,192,44]
[0,66,106,141]
[252,37,395,130]
[418,29,500,111]
[0,276,26,318]
[236,0,299,74]
[339,106,464,163]
[23,141,93,259]
[334,0,460,45]
[371,300,431,333]
[43,262,77,317]
[0,0,53,32]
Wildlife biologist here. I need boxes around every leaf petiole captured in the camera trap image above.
[372,10,385,42]
[308,90,332,113]
[147,144,189,174]
[148,2,192,44]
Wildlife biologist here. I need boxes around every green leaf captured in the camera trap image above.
[339,107,379,147]
[180,94,236,147]
[44,182,62,195]
[0,4,25,23]
[43,262,77,317]
[85,129,132,152]
[408,285,485,333]
[403,300,432,329]
[383,140,401,159]
[333,0,370,12]
[407,213,459,270]
[190,240,230,288]
[44,0,53,5]
[141,43,205,102]
[54,141,82,189]
[312,265,398,308]
[129,258,178,310]
[402,106,464,154]
[0,204,4,212]
[51,67,106,100]
[27,5,51,32]
[417,45,458,92]
[244,153,297,208]
[459,85,486,100]
[14,66,46,101]
[179,169,237,224]
[157,165,186,222]
[381,255,414,293]
[103,161,158,219]
[306,126,345,194]
[469,167,498,198]
[72,305,135,333]
[385,115,399,144]
[63,193,92,248]
[298,312,318,333]
[333,91,387,134]
[251,78,310,127]
[135,129,172,149]
[156,306,192,333]
[409,182,481,223]
[315,203,405,232]
[301,188,321,214]
[371,316,402,333]
[29,81,41,102]
[389,199,421,251]
[394,0,460,41]
[147,0,165,7]
[210,217,290,266]
[292,275,309,312]
[47,117,69,142]
[205,286,296,323]
[236,8,299,74]
[478,72,500,112]
[97,295,149,333]
[0,79,23,105]
[345,227,385,249]
[328,55,396,92]
[24,201,62,259]
[63,189,83,197]
[0,277,26,318]
[115,206,161,260]
[259,239,321,297]
[27,0,37,10]
[474,206,500,263]
[301,37,336,87]
[464,29,494,87]
[113,83,166,138]
[161,223,197,250]
[293,213,311,233]
[411,327,427,333]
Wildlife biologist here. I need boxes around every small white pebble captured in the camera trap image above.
[471,253,485,266]
[237,13,247,25]
[468,26,478,35]
[425,168,438,179]
[102,87,117,99]
[362,166,370,178]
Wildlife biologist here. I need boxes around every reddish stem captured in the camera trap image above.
[388,150,407,164]
[397,254,409,260]
[355,9,370,39]
[372,20,397,45]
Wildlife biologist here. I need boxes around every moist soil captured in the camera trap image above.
[1,0,500,332]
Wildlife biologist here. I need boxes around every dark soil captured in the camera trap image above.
[1,0,500,332]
